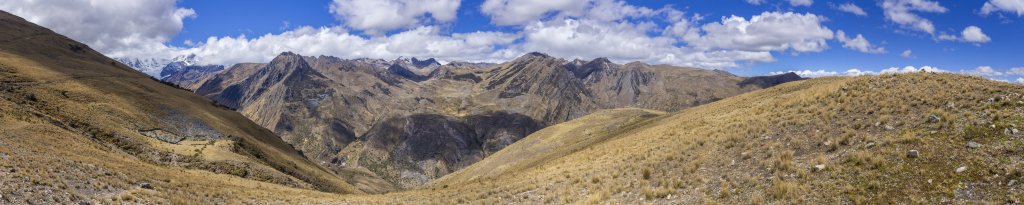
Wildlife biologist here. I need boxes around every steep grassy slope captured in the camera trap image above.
[0,10,358,203]
[434,108,666,186]
[332,73,1024,204]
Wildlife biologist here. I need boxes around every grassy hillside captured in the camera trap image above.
[433,108,666,186]
[4,9,1023,203]
[0,10,359,203]
[332,73,1024,204]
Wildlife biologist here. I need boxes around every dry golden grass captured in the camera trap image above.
[432,108,666,187]
[3,10,1023,204]
[0,10,359,203]
[323,73,1024,204]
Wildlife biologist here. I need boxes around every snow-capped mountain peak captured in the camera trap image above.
[114,53,206,79]
[170,53,199,67]
[114,57,172,77]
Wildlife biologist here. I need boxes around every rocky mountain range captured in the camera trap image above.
[115,54,224,85]
[173,51,802,191]
[5,8,1023,204]
[113,57,173,77]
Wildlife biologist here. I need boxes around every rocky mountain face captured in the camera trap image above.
[162,64,224,90]
[158,54,201,79]
[189,51,802,191]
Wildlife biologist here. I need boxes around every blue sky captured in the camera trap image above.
[2,0,1023,80]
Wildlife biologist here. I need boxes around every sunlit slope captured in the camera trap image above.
[342,73,1024,204]
[0,10,358,203]
[432,108,666,186]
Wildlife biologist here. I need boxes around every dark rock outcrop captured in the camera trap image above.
[737,72,803,88]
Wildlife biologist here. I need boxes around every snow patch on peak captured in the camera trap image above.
[115,53,209,79]
[115,57,172,77]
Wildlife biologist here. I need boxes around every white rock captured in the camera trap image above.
[956,166,968,173]
[1007,128,1020,136]
[813,164,826,172]
[1010,180,1017,186]
[907,150,920,158]
[967,141,981,149]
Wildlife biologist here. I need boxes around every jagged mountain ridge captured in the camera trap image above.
[163,64,224,90]
[114,53,225,83]
[158,53,201,79]
[188,51,801,191]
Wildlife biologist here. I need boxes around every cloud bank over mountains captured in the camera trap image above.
[0,0,1018,79]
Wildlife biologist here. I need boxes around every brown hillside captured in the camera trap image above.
[192,50,798,190]
[331,73,1024,204]
[0,10,358,204]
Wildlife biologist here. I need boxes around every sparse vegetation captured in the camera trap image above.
[2,9,1023,203]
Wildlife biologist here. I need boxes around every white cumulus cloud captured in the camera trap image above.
[961,66,1004,76]
[772,66,946,78]
[880,65,946,73]
[744,0,812,7]
[182,26,520,66]
[836,30,886,54]
[746,0,767,5]
[790,0,813,7]
[479,0,658,26]
[480,0,590,25]
[329,0,461,35]
[770,69,839,78]
[687,12,835,53]
[981,0,1024,16]
[836,3,868,16]
[938,26,991,44]
[961,26,992,43]
[880,0,947,34]
[0,0,870,72]
[901,50,913,58]
[0,0,195,59]
[1007,67,1024,75]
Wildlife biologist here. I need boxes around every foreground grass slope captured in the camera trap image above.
[433,108,666,186]
[0,10,358,203]
[338,73,1023,204]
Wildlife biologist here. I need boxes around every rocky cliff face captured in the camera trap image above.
[193,51,801,191]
